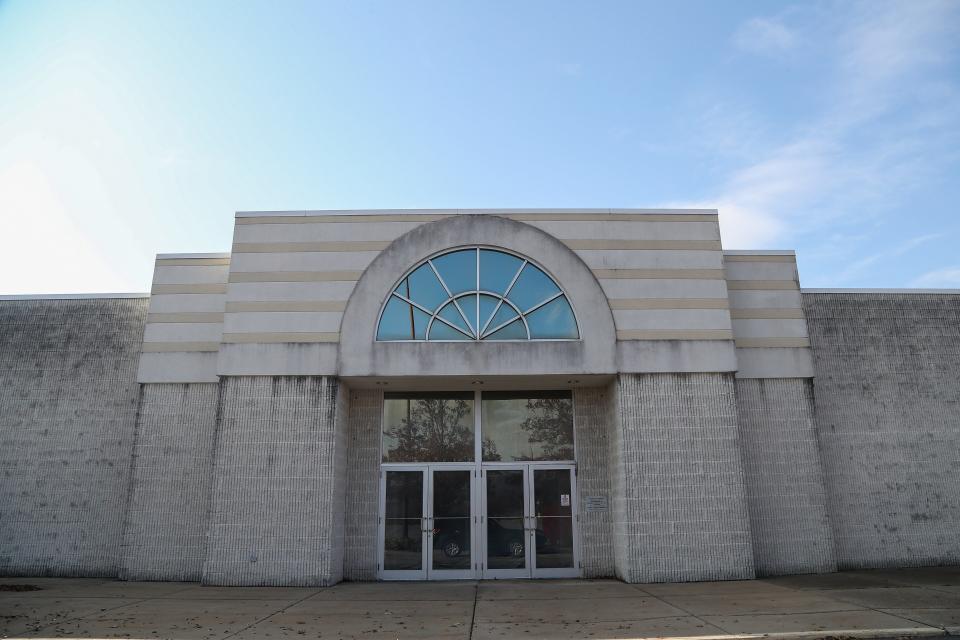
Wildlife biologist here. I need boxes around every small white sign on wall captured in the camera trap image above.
[560,494,570,507]
[583,496,608,512]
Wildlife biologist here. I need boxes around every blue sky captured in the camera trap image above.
[1,0,958,293]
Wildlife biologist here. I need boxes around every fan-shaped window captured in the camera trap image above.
[377,247,579,341]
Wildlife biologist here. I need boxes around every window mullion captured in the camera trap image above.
[430,310,475,339]
[391,291,436,317]
[479,260,527,337]
[428,260,476,339]
[521,291,564,316]
[378,249,579,342]
[475,248,480,338]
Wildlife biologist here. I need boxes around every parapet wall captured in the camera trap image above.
[2,291,959,581]
[804,292,960,569]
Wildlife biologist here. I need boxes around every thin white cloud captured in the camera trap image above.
[661,197,785,249]
[834,233,941,282]
[733,17,798,55]
[674,0,960,252]
[910,267,960,288]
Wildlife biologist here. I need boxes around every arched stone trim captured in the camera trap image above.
[338,214,617,377]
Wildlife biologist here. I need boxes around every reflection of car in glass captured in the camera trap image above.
[488,519,551,557]
[433,520,468,558]
[433,518,550,558]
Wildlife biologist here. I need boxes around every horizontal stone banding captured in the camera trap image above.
[726,280,800,290]
[233,241,391,253]
[221,332,340,343]
[566,240,721,251]
[609,298,730,310]
[511,213,717,222]
[593,269,726,280]
[228,271,363,283]
[235,212,719,224]
[235,214,449,224]
[147,312,225,323]
[729,308,805,319]
[141,341,220,352]
[232,239,722,252]
[154,257,231,266]
[616,330,734,340]
[151,284,228,294]
[225,301,348,312]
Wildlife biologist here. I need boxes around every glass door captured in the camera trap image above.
[481,465,579,579]
[482,467,531,579]
[380,467,427,580]
[429,467,475,579]
[530,466,578,578]
[380,465,477,580]
[379,390,579,581]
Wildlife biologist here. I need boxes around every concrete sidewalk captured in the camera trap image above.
[2,566,959,639]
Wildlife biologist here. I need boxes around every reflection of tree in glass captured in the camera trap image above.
[482,436,501,462]
[384,399,474,462]
[520,398,574,461]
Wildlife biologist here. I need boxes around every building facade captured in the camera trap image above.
[1,209,958,585]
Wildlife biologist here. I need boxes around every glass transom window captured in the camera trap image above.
[382,391,574,463]
[377,247,579,341]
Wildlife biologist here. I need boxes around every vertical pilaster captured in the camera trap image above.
[735,377,836,575]
[202,376,347,586]
[611,372,755,583]
[121,383,219,580]
[572,386,615,578]
[342,388,382,581]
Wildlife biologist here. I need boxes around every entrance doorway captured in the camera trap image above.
[482,465,578,579]
[379,465,476,580]
[377,390,579,580]
[379,464,578,580]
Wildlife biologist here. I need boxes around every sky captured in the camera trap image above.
[1,0,958,294]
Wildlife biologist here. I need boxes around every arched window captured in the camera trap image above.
[376,247,579,341]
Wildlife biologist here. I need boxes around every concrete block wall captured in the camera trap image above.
[735,378,836,575]
[611,372,755,583]
[0,297,148,577]
[202,376,347,586]
[606,381,628,579]
[342,388,382,581]
[572,386,615,578]
[804,292,960,569]
[120,383,219,581]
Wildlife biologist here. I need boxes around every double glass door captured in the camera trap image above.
[482,465,577,579]
[380,465,475,580]
[379,464,577,580]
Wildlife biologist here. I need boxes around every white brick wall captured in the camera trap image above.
[735,378,836,575]
[0,298,147,577]
[121,383,219,581]
[202,376,346,586]
[611,373,755,582]
[573,386,616,577]
[805,293,960,569]
[342,388,382,581]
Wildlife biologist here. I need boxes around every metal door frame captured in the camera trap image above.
[481,462,581,579]
[480,464,533,579]
[427,464,478,580]
[529,463,580,579]
[378,389,582,581]
[378,465,428,580]
[379,463,478,580]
